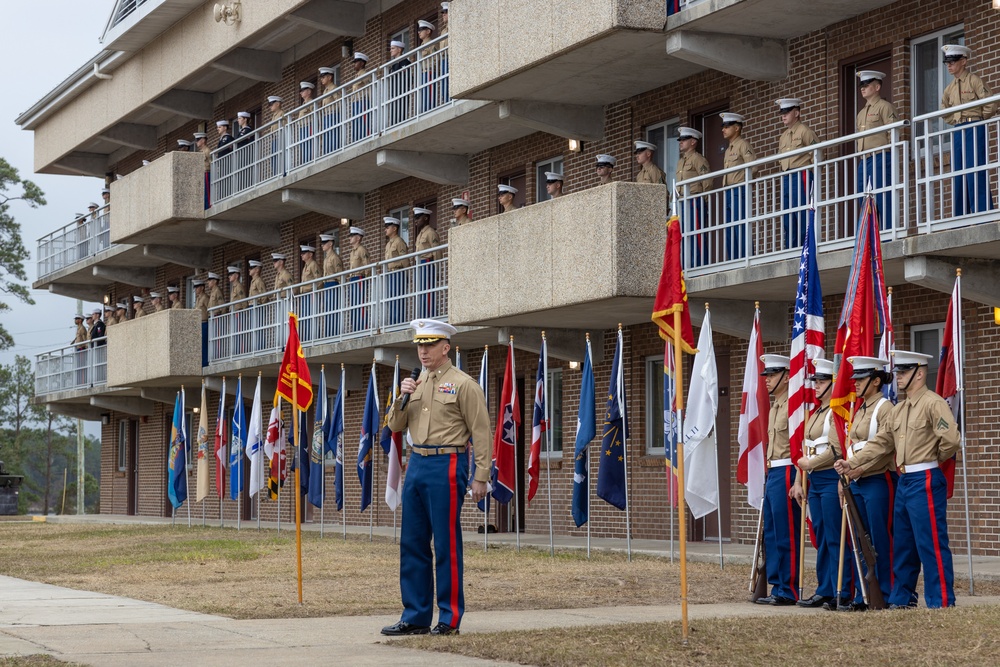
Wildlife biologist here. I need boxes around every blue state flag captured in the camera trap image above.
[307,368,328,507]
[596,330,628,510]
[167,389,188,509]
[329,373,346,511]
[571,340,595,527]
[230,379,246,501]
[357,363,380,512]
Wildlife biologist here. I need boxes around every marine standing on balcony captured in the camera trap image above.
[319,234,343,336]
[272,253,293,293]
[834,350,960,609]
[132,295,146,319]
[596,154,616,185]
[414,208,441,319]
[385,217,410,326]
[87,201,99,220]
[265,96,284,178]
[176,139,192,152]
[195,132,210,209]
[347,228,370,331]
[675,127,712,266]
[634,140,665,185]
[228,266,246,311]
[90,308,106,345]
[207,272,226,311]
[440,3,449,40]
[451,198,471,226]
[349,54,372,143]
[941,44,995,216]
[248,260,266,300]
[101,187,110,207]
[721,112,757,261]
[235,112,253,192]
[298,245,321,341]
[387,41,412,127]
[854,70,897,230]
[228,265,248,355]
[168,285,183,309]
[544,172,564,199]
[776,98,819,249]
[417,21,440,112]
[497,184,518,212]
[72,315,88,346]
[193,280,208,320]
[103,304,116,328]
[150,292,164,313]
[115,302,129,325]
[318,68,341,154]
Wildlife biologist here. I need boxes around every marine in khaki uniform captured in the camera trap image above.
[753,354,801,607]
[854,70,898,229]
[114,302,129,325]
[299,245,321,293]
[941,44,995,215]
[131,295,146,318]
[775,98,819,248]
[272,253,293,293]
[440,2,449,41]
[72,315,88,345]
[297,81,315,121]
[835,350,960,610]
[192,280,209,321]
[317,68,341,155]
[350,53,371,93]
[150,292,165,312]
[634,140,665,185]
[451,198,471,226]
[384,217,410,325]
[595,154,616,185]
[543,171,564,200]
[266,96,284,129]
[321,234,344,277]
[675,127,712,266]
[168,285,183,310]
[227,265,246,311]
[720,112,756,260]
[346,228,370,278]
[381,319,491,637]
[384,217,410,270]
[497,184,518,213]
[414,208,440,318]
[103,305,117,328]
[414,208,441,261]
[247,260,266,300]
[345,227,370,331]
[417,19,436,54]
[206,272,226,312]
[318,67,339,105]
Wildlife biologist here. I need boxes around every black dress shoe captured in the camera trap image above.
[837,602,868,612]
[754,595,781,605]
[430,622,459,636]
[797,594,831,608]
[888,603,917,610]
[754,595,795,606]
[821,597,852,611]
[381,621,431,636]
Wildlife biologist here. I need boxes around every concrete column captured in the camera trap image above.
[498,101,604,142]
[144,245,212,269]
[376,151,470,185]
[90,396,156,417]
[281,189,365,220]
[904,256,1000,308]
[92,265,156,287]
[205,220,282,246]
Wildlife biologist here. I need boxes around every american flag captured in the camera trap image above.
[788,208,824,464]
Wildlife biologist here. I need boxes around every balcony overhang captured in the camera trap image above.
[106,309,204,388]
[33,244,160,292]
[449,181,668,330]
[33,386,139,407]
[209,101,533,224]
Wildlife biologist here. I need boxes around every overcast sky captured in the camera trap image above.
[3,3,109,369]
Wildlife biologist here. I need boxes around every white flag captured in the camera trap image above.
[683,310,719,519]
[738,308,767,510]
[246,375,264,497]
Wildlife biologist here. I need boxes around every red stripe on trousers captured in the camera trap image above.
[884,470,895,586]
[925,470,949,607]
[448,454,461,626]
[785,466,798,600]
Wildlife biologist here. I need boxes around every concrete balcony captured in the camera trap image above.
[107,308,204,388]
[450,0,703,108]
[448,181,667,329]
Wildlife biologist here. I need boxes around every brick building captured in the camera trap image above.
[19,0,1000,554]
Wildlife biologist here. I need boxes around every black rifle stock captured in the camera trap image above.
[839,475,887,610]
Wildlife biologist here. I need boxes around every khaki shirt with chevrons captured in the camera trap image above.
[73,324,89,345]
[675,151,712,194]
[387,361,492,482]
[195,292,209,321]
[778,121,819,171]
[416,226,441,261]
[349,245,370,278]
[171,298,183,310]
[133,306,145,318]
[849,385,960,473]
[848,395,895,477]
[636,161,666,185]
[799,405,842,473]
[153,302,165,312]
[249,275,266,298]
[942,71,995,125]
[766,389,791,461]
[323,251,344,278]
[299,259,321,294]
[723,136,757,185]
[229,280,246,311]
[208,285,226,310]
[273,268,293,292]
[385,235,410,271]
[855,96,898,151]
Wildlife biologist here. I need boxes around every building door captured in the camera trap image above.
[127,420,139,516]
[692,105,729,178]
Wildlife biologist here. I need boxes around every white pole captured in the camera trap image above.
[342,365,347,542]
[585,339,591,559]
[510,338,520,552]
[543,334,554,557]
[714,418,723,570]
[668,344,675,564]
[956,272,974,595]
[483,347,489,553]
[182,387,191,528]
[618,328,631,562]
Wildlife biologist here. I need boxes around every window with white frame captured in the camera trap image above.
[646,355,666,455]
[912,26,965,148]
[911,322,945,390]
[118,420,127,471]
[387,205,412,246]
[536,156,564,203]
[645,119,681,188]
[542,368,564,456]
[390,27,412,54]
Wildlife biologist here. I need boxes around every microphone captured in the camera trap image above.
[399,366,422,410]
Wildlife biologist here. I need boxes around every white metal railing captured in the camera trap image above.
[677,122,909,276]
[36,205,111,279]
[35,338,108,396]
[914,92,1000,234]
[210,37,453,206]
[207,244,449,365]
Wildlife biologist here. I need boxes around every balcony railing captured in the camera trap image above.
[914,92,1000,234]
[207,244,448,364]
[210,37,452,205]
[37,205,111,279]
[35,338,108,396]
[677,122,909,276]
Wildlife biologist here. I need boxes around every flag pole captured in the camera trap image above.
[667,340,675,564]
[584,336,591,560]
[673,311,689,643]
[320,365,326,539]
[341,364,347,542]
[706,303,724,570]
[483,345,489,553]
[509,336,520,553]
[370,358,376,543]
[542,332,554,557]
[293,369,303,604]
[615,325,632,562]
[257,372,262,531]
[276,396,282,535]
[955,268,974,595]
[220,378,225,528]
[182,386,191,528]
[394,356,399,545]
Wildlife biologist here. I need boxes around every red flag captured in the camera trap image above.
[935,274,961,498]
[214,379,227,499]
[492,340,519,504]
[264,403,286,500]
[275,313,313,411]
[651,216,697,354]
[737,307,768,509]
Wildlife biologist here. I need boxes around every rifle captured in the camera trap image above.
[749,503,768,602]
[839,475,887,610]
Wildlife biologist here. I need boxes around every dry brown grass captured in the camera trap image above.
[1,523,746,619]
[400,605,1000,667]
[0,657,82,667]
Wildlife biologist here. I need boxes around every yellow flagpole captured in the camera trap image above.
[293,363,303,604]
[673,309,689,643]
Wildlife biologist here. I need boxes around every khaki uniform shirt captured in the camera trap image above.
[320,83,341,106]
[133,306,145,318]
[299,259,321,294]
[723,136,757,185]
[153,302,165,312]
[229,280,246,311]
[387,361,492,482]
[73,324,88,345]
[116,313,128,325]
[171,298,183,310]
[942,71,995,125]
[195,292,209,322]
[675,151,712,194]
[350,70,370,94]
[850,385,960,473]
[636,161,666,185]
[274,268,293,292]
[249,275,266,298]
[200,144,211,171]
[855,96,898,151]
[267,109,284,134]
[323,251,344,278]
[385,235,410,271]
[766,389,791,461]
[800,405,841,472]
[848,395,895,477]
[349,245,370,278]
[778,121,819,171]
[208,285,226,311]
[416,226,441,261]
